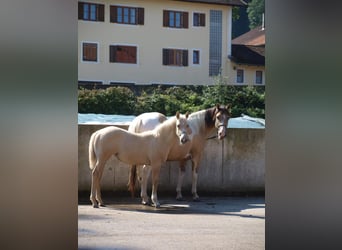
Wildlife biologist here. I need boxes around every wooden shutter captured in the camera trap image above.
[83,43,97,61]
[98,4,104,22]
[110,6,117,23]
[137,8,144,25]
[110,46,117,62]
[200,13,205,26]
[162,49,168,65]
[182,50,188,66]
[78,2,84,20]
[183,12,189,28]
[163,10,169,27]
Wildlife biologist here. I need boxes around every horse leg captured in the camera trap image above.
[191,157,201,201]
[90,158,106,208]
[96,163,106,207]
[150,165,161,208]
[140,165,151,205]
[90,161,101,208]
[176,160,187,201]
[90,170,98,208]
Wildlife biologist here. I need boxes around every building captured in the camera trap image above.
[228,24,265,85]
[78,0,246,86]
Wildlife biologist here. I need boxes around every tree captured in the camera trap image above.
[247,0,265,29]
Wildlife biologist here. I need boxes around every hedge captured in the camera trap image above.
[78,82,265,118]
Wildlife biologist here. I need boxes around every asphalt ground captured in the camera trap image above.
[78,193,265,250]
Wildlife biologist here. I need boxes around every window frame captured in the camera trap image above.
[162,48,189,67]
[81,41,99,63]
[192,49,201,66]
[255,70,263,84]
[110,5,144,25]
[78,2,104,22]
[193,12,206,27]
[109,44,138,64]
[163,10,189,29]
[236,69,244,83]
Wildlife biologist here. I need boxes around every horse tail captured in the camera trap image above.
[128,165,137,198]
[88,132,97,170]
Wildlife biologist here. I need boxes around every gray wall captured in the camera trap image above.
[78,124,265,195]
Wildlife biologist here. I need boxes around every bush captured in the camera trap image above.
[78,87,136,114]
[78,82,265,118]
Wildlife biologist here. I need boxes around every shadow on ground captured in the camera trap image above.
[79,192,265,219]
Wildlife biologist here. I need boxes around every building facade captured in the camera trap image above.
[228,25,265,85]
[78,0,245,86]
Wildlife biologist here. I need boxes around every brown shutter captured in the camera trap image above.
[110,6,117,23]
[163,10,169,27]
[200,13,205,26]
[162,49,167,65]
[91,44,97,61]
[183,12,189,28]
[110,46,117,62]
[98,4,104,22]
[138,8,144,25]
[78,2,84,20]
[82,44,87,60]
[182,50,188,66]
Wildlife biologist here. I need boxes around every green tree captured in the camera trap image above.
[247,0,265,29]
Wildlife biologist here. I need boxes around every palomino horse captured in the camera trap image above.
[88,112,192,208]
[128,104,231,203]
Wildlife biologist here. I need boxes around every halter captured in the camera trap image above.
[206,124,227,140]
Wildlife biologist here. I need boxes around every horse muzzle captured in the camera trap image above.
[180,133,190,144]
[217,125,227,140]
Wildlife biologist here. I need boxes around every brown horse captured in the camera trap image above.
[88,112,192,208]
[128,104,231,203]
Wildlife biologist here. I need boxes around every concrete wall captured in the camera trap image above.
[79,124,265,195]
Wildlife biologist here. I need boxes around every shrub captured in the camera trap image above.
[78,83,265,118]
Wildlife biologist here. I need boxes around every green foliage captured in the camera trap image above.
[78,82,265,118]
[78,87,136,114]
[199,76,265,118]
[247,0,265,29]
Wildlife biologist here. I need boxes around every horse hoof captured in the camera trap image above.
[142,200,151,206]
[99,204,106,207]
[193,197,200,202]
[176,196,185,201]
[93,204,99,208]
[153,202,160,208]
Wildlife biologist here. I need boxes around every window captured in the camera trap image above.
[110,6,144,25]
[78,2,104,22]
[82,42,98,62]
[163,49,188,66]
[109,45,137,64]
[256,70,263,84]
[237,69,244,83]
[193,50,200,65]
[193,13,205,27]
[209,10,222,76]
[163,10,188,28]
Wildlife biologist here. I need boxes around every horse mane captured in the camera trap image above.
[204,107,216,129]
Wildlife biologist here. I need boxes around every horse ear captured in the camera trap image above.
[185,111,189,118]
[176,111,180,119]
[226,104,231,109]
[216,104,220,109]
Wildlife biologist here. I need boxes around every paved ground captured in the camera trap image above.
[78,194,265,250]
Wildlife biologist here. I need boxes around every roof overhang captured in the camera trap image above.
[229,45,265,66]
[174,0,247,7]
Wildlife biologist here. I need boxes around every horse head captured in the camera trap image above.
[175,111,192,145]
[214,104,231,140]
